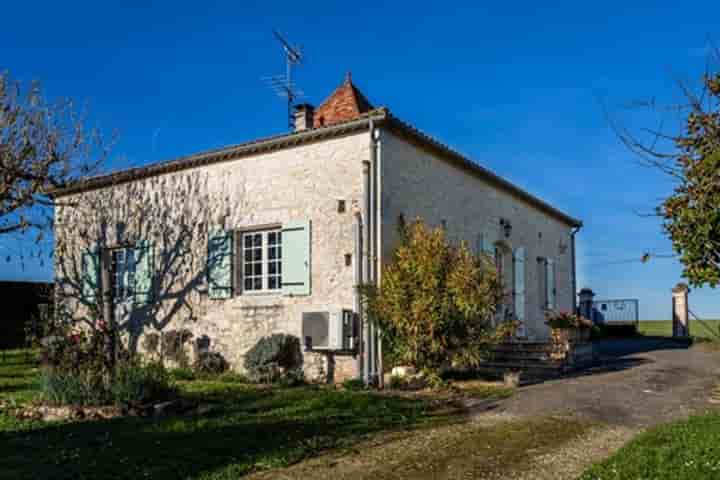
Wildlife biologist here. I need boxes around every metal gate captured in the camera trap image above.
[591,299,639,326]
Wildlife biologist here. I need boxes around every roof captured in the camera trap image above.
[51,78,582,228]
[313,72,374,128]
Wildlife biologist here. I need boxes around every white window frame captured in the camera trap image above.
[241,228,282,294]
[110,247,136,302]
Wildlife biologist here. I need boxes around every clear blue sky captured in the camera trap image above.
[2,1,718,319]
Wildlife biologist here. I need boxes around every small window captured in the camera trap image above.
[242,229,282,293]
[601,303,607,311]
[111,247,136,302]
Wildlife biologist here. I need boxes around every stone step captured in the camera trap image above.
[488,351,556,362]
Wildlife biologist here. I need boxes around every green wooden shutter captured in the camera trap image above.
[282,220,311,296]
[479,224,496,256]
[546,258,556,310]
[513,247,525,321]
[81,249,100,303]
[134,240,154,306]
[208,230,233,299]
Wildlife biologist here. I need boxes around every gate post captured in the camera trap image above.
[672,283,690,338]
[578,288,595,322]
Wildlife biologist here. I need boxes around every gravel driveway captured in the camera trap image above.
[500,337,720,427]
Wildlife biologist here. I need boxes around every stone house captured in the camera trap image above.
[52,73,582,383]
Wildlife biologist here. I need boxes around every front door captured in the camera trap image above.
[110,247,136,326]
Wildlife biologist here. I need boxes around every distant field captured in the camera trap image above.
[639,320,720,340]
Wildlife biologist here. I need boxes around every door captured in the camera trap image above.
[110,248,136,325]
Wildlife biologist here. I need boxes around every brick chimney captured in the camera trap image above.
[293,103,314,132]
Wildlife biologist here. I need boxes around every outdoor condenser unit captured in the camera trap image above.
[301,310,357,351]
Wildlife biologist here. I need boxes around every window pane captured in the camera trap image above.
[244,235,252,248]
[244,250,252,261]
[269,262,276,274]
[244,278,253,290]
[254,263,262,275]
[269,247,276,260]
[269,277,278,289]
[253,278,262,290]
[253,249,262,261]
[253,234,262,247]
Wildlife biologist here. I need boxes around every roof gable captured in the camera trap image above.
[313,72,373,128]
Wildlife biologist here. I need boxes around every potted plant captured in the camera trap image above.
[545,311,593,346]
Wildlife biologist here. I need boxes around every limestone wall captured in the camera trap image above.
[54,132,369,382]
[380,130,577,340]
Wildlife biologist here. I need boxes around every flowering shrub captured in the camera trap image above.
[545,311,593,330]
[39,313,176,407]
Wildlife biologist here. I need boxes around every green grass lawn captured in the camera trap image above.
[639,320,720,340]
[0,349,459,480]
[581,412,720,480]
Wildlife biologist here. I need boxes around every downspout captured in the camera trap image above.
[373,126,384,388]
[570,225,581,313]
[362,159,372,385]
[367,119,377,384]
[353,214,364,380]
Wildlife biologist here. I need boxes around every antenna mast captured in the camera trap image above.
[263,30,304,129]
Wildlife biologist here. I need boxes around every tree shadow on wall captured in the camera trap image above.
[54,170,258,357]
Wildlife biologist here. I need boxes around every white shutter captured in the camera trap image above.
[546,258,556,310]
[513,247,525,321]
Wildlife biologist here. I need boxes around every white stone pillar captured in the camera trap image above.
[672,283,690,338]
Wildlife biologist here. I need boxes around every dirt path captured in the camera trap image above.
[248,339,720,479]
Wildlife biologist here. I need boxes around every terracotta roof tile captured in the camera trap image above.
[313,72,374,128]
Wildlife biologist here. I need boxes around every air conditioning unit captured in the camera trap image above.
[302,309,357,351]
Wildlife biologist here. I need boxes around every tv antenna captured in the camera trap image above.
[263,30,304,129]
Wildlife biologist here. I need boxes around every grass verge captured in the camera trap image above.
[0,349,463,479]
[581,412,720,480]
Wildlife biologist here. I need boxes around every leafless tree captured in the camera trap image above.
[0,71,108,256]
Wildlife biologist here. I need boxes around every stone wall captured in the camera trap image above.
[55,132,369,382]
[380,130,576,340]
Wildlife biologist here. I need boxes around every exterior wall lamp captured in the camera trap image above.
[500,218,512,238]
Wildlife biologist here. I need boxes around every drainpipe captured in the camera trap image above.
[362,159,372,385]
[353,214,364,380]
[570,225,581,314]
[372,126,384,388]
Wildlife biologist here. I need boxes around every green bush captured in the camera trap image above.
[360,218,503,375]
[40,360,177,407]
[169,367,196,381]
[243,334,303,383]
[39,368,109,406]
[215,371,249,383]
[342,378,366,391]
[194,351,229,376]
[111,361,177,406]
[387,375,404,390]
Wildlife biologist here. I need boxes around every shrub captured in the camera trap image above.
[194,351,228,376]
[243,334,303,383]
[360,218,503,375]
[342,378,366,391]
[387,375,404,390]
[39,368,109,406]
[162,329,193,367]
[110,361,176,406]
[142,333,160,355]
[40,359,176,407]
[216,371,249,383]
[169,367,196,381]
